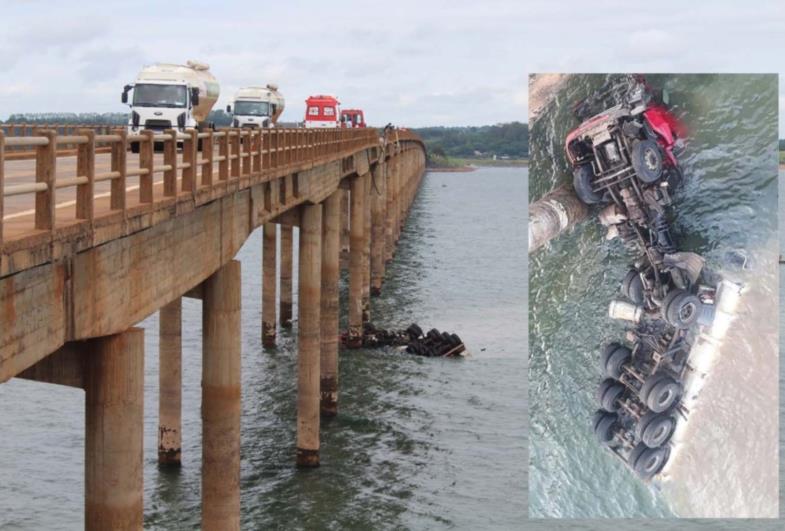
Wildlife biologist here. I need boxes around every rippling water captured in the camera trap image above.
[528,74,779,519]
[0,167,525,529]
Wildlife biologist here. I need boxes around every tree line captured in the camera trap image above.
[411,122,528,160]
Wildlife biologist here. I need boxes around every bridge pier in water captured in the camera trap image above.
[347,172,367,347]
[279,225,294,328]
[320,190,341,417]
[158,297,183,466]
[296,203,323,467]
[201,260,242,530]
[262,223,277,347]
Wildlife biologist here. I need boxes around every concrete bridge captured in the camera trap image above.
[0,124,426,529]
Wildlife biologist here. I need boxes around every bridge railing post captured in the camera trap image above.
[76,129,95,221]
[241,130,251,177]
[35,129,56,231]
[230,129,240,179]
[218,132,229,181]
[139,130,155,203]
[202,130,213,187]
[111,130,127,212]
[163,129,177,197]
[252,130,261,174]
[183,129,197,194]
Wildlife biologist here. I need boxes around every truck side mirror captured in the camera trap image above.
[226,105,231,113]
[121,84,132,104]
[191,87,200,106]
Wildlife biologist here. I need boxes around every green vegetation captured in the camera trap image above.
[412,122,528,168]
[780,150,784,165]
[2,110,234,127]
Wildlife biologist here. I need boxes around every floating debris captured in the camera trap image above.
[341,323,466,357]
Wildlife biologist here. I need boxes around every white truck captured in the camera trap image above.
[226,84,285,128]
[122,60,220,152]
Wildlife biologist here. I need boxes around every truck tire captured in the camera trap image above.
[604,345,631,380]
[427,329,440,341]
[662,289,701,329]
[449,333,462,347]
[593,410,619,445]
[597,378,625,412]
[639,372,682,413]
[635,411,676,448]
[621,269,644,304]
[631,139,663,184]
[629,442,670,480]
[406,324,423,340]
[573,164,603,205]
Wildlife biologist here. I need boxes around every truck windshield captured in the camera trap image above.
[133,84,187,108]
[234,101,270,116]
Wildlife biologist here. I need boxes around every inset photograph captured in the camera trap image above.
[528,74,779,518]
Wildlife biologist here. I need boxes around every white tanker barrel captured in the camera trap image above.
[528,185,589,253]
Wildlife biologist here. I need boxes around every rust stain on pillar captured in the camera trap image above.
[85,327,144,531]
[159,297,182,466]
[279,225,294,328]
[320,190,341,417]
[297,203,322,467]
[202,260,242,531]
[347,174,366,348]
[262,223,277,347]
[370,163,386,296]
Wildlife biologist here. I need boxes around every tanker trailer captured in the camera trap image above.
[226,84,285,128]
[122,60,220,152]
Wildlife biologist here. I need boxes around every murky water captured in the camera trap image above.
[528,74,779,519]
[0,167,525,529]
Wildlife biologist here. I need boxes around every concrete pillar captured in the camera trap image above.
[262,223,277,347]
[370,164,386,295]
[340,188,350,268]
[528,185,588,253]
[202,260,242,530]
[385,160,395,263]
[362,173,371,323]
[297,203,322,467]
[348,174,366,347]
[320,190,341,417]
[159,298,182,466]
[85,328,144,531]
[279,225,294,328]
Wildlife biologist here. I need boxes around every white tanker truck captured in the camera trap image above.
[122,60,220,152]
[226,84,285,128]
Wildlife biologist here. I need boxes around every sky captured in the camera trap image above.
[1,0,784,132]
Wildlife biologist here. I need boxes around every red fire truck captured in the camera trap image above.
[304,95,340,128]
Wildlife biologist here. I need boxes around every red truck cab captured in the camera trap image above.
[341,109,366,128]
[304,95,340,128]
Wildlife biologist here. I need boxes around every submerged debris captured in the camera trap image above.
[341,323,466,357]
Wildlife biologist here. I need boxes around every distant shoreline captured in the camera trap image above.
[427,158,528,172]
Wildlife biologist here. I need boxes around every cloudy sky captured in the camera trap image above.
[1,0,784,131]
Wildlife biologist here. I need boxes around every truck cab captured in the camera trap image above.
[304,95,340,128]
[123,81,199,133]
[340,109,366,128]
[226,85,285,129]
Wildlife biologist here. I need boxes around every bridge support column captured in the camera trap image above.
[85,328,144,531]
[262,223,277,347]
[340,188,350,268]
[385,160,395,263]
[297,203,322,467]
[279,225,294,328]
[362,173,371,323]
[370,164,386,295]
[202,260,242,530]
[159,298,182,466]
[348,174,366,347]
[320,190,341,417]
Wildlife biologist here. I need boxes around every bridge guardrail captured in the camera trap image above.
[0,126,423,257]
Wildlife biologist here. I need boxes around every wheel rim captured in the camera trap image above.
[644,454,661,472]
[658,388,673,407]
[643,148,659,172]
[678,301,696,322]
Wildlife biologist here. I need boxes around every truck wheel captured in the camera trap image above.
[426,329,440,341]
[621,269,644,304]
[629,442,670,480]
[406,324,423,340]
[639,372,682,413]
[449,333,462,347]
[130,142,140,154]
[603,345,631,380]
[662,289,701,329]
[631,139,663,184]
[635,411,676,448]
[596,378,625,412]
[573,164,603,205]
[593,410,619,445]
